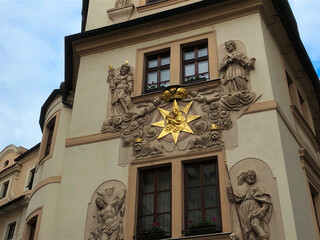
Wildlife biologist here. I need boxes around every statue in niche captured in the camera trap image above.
[108,62,134,115]
[219,40,255,95]
[115,0,131,8]
[219,40,256,110]
[88,186,126,240]
[227,170,273,240]
[189,128,223,150]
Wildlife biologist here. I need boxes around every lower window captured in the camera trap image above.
[137,166,171,238]
[184,160,221,235]
[6,222,16,240]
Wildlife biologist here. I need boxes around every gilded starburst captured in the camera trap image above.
[152,99,200,144]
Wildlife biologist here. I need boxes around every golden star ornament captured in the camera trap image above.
[152,99,200,144]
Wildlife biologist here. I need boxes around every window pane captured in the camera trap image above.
[147,72,157,85]
[205,208,221,229]
[158,191,170,213]
[161,56,170,66]
[160,69,170,82]
[184,50,195,60]
[205,186,219,207]
[148,59,157,68]
[142,194,154,215]
[204,163,217,185]
[158,213,170,233]
[142,172,154,193]
[198,61,208,74]
[189,210,201,225]
[185,63,195,77]
[159,81,169,88]
[141,215,154,232]
[158,170,170,191]
[188,187,201,209]
[187,166,200,187]
[198,47,208,58]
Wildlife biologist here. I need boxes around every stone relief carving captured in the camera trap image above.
[87,181,126,240]
[108,62,134,115]
[189,127,223,150]
[115,0,132,8]
[219,40,256,110]
[227,170,273,240]
[101,47,257,160]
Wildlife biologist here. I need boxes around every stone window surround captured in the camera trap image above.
[2,217,19,240]
[135,31,218,96]
[4,221,16,240]
[22,206,43,240]
[36,109,61,168]
[125,150,231,239]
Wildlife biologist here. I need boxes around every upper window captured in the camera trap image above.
[147,0,163,3]
[26,168,36,190]
[184,160,221,235]
[145,52,170,93]
[5,222,16,240]
[44,117,55,158]
[182,43,209,83]
[3,160,9,167]
[137,166,171,238]
[27,216,38,240]
[0,180,10,199]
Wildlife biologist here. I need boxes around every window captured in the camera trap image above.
[147,0,163,3]
[28,216,38,240]
[145,52,170,93]
[182,43,209,83]
[137,166,171,237]
[309,183,320,233]
[0,180,9,199]
[44,117,55,158]
[26,168,36,190]
[5,222,16,240]
[184,160,221,235]
[3,160,9,167]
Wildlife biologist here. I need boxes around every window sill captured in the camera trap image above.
[137,0,187,13]
[177,232,231,239]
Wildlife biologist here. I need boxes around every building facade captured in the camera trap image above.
[1,0,320,240]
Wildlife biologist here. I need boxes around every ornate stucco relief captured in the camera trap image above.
[85,180,126,240]
[101,45,257,163]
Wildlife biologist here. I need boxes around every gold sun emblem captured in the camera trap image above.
[151,99,200,144]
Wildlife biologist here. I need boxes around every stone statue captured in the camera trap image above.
[227,170,272,240]
[115,0,131,8]
[108,63,134,115]
[132,138,163,158]
[219,40,255,95]
[88,186,126,240]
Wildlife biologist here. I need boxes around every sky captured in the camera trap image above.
[0,0,319,151]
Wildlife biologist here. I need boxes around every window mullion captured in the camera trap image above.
[200,164,205,222]
[154,170,158,223]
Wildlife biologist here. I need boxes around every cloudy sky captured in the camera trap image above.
[0,0,319,151]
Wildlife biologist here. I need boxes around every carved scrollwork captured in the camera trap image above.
[189,128,224,150]
[132,138,163,159]
[191,120,208,135]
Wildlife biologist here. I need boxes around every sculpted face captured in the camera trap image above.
[211,130,220,140]
[120,65,130,75]
[135,142,142,151]
[225,41,236,53]
[106,188,114,196]
[95,198,104,208]
[245,171,256,185]
[153,97,161,106]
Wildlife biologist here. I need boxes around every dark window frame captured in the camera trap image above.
[26,168,36,190]
[0,180,10,199]
[6,222,16,240]
[184,159,222,235]
[144,51,170,93]
[44,117,56,158]
[137,166,172,237]
[182,42,209,84]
